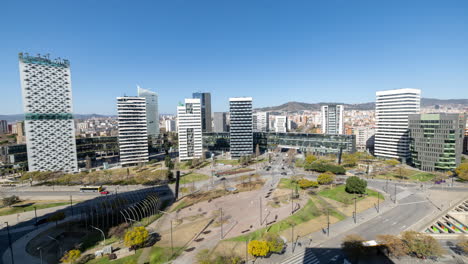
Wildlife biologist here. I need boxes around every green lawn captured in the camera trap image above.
[312,197,346,221]
[278,178,297,189]
[179,173,210,184]
[318,185,383,205]
[228,199,321,242]
[216,159,239,165]
[376,167,436,182]
[0,202,70,216]
[148,247,183,264]
[87,249,142,264]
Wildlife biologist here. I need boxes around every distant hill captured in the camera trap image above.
[0,114,115,123]
[255,98,468,112]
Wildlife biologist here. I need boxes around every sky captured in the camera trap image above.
[0,0,467,115]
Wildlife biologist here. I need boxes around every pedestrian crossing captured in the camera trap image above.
[280,250,320,264]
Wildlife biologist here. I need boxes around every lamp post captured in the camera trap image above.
[37,247,43,264]
[90,225,106,245]
[5,222,14,264]
[354,193,357,224]
[47,235,63,258]
[159,210,173,254]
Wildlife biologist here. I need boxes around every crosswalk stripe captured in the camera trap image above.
[281,250,320,264]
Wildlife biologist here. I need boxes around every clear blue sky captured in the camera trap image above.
[1,0,467,115]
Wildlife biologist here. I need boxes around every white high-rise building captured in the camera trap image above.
[375,88,421,160]
[229,97,253,158]
[274,116,288,133]
[165,119,176,132]
[177,99,203,161]
[253,112,269,132]
[321,105,344,134]
[137,86,159,139]
[117,97,149,166]
[19,53,78,172]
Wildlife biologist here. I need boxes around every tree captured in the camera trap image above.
[385,159,400,167]
[345,176,367,194]
[317,172,335,185]
[248,240,269,257]
[263,233,284,253]
[342,153,359,167]
[341,234,365,261]
[124,226,149,251]
[455,163,468,181]
[305,154,318,165]
[2,195,20,207]
[298,179,318,189]
[47,211,65,226]
[401,231,444,258]
[196,249,212,264]
[377,234,408,257]
[60,249,81,264]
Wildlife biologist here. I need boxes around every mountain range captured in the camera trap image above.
[255,98,468,112]
[0,114,115,123]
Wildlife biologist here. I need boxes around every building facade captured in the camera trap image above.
[353,127,375,152]
[274,116,288,133]
[117,97,149,166]
[375,88,421,161]
[192,92,212,132]
[16,121,26,144]
[229,97,253,158]
[165,119,176,132]
[253,112,269,132]
[177,98,203,161]
[321,104,344,134]
[213,112,228,132]
[19,53,78,172]
[409,113,466,171]
[0,120,7,134]
[137,86,159,139]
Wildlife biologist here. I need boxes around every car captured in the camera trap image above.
[281,172,287,175]
[219,177,226,181]
[100,191,110,195]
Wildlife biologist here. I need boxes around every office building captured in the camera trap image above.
[229,97,253,158]
[464,127,468,155]
[0,120,7,134]
[177,98,203,161]
[192,92,212,132]
[165,119,176,132]
[375,88,421,161]
[409,113,466,172]
[274,116,288,133]
[253,112,269,132]
[321,104,344,134]
[354,127,375,151]
[213,112,228,132]
[137,86,159,139]
[16,121,26,144]
[117,97,149,166]
[19,53,78,172]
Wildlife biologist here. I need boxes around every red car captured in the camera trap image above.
[100,191,110,195]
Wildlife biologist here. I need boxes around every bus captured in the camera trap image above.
[80,185,103,192]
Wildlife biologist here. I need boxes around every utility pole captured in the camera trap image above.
[70,195,73,216]
[170,220,174,255]
[354,193,357,224]
[5,222,14,264]
[220,208,224,239]
[394,183,397,204]
[377,192,380,213]
[291,224,295,253]
[259,197,262,226]
[327,208,330,236]
[34,207,38,228]
[291,188,294,215]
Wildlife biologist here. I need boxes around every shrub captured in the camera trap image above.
[317,172,335,185]
[385,159,400,167]
[401,231,444,258]
[305,154,318,165]
[455,163,468,181]
[377,234,408,257]
[304,161,346,174]
[298,178,318,189]
[124,226,149,251]
[263,233,285,253]
[248,240,269,257]
[2,195,20,207]
[345,176,367,194]
[108,222,130,239]
[60,249,81,264]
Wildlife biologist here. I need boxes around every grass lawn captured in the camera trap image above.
[278,178,297,189]
[180,173,210,184]
[0,202,70,216]
[311,196,346,221]
[376,167,436,182]
[228,199,321,242]
[87,249,142,264]
[318,185,383,205]
[216,159,239,165]
[148,246,183,264]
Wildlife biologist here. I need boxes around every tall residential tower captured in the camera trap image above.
[192,92,212,133]
[19,53,78,172]
[177,99,203,161]
[321,104,344,134]
[137,86,159,139]
[375,88,421,161]
[229,97,253,158]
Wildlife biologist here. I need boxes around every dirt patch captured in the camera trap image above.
[320,196,378,216]
[158,218,212,247]
[212,241,246,259]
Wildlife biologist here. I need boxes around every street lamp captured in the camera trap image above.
[159,210,174,255]
[90,225,106,245]
[47,235,63,258]
[37,247,43,264]
[5,222,14,264]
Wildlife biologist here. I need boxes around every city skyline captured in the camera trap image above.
[1,1,468,115]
